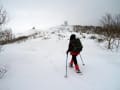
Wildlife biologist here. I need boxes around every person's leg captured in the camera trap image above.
[72,55,80,72]
[69,59,74,67]
[72,55,77,65]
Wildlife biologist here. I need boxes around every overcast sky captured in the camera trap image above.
[1,0,120,33]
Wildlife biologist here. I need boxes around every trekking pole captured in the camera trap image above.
[79,54,85,66]
[64,54,68,78]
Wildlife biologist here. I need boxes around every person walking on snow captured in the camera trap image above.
[66,34,83,73]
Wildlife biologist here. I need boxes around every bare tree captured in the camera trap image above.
[114,14,120,38]
[0,6,7,52]
[0,6,7,27]
[100,13,120,49]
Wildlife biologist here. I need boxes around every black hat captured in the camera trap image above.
[70,34,76,40]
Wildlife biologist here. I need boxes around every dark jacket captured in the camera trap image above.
[67,37,83,53]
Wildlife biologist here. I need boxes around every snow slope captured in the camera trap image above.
[0,27,120,90]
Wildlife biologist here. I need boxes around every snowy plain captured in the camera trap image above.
[0,26,120,90]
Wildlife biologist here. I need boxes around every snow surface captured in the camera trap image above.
[0,27,120,90]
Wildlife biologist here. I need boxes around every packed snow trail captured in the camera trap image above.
[0,36,120,90]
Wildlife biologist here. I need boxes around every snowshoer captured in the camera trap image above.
[66,34,83,73]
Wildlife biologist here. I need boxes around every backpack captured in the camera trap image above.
[70,38,83,52]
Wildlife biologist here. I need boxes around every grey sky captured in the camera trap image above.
[1,0,120,33]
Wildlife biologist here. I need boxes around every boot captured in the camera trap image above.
[75,64,81,73]
[69,60,73,68]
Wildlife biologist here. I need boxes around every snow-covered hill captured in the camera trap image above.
[0,26,120,90]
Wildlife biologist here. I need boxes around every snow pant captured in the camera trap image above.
[70,52,80,71]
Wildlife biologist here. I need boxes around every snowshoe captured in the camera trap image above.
[76,70,82,73]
